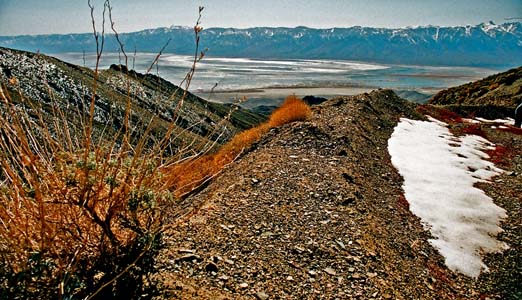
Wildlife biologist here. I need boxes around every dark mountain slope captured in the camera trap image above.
[0,47,265,153]
[430,66,522,107]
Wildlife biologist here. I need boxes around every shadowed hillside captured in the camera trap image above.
[430,66,522,107]
[0,47,265,154]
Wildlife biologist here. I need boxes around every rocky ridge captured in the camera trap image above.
[151,90,517,299]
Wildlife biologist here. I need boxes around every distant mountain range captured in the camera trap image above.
[1,22,521,67]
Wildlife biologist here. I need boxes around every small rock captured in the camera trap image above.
[252,178,260,183]
[260,231,274,237]
[220,224,231,231]
[294,246,305,253]
[308,270,318,277]
[256,291,269,300]
[366,272,377,278]
[205,262,219,273]
[348,267,355,272]
[383,293,393,299]
[218,275,229,281]
[175,254,201,263]
[239,282,249,289]
[286,276,294,281]
[324,267,336,276]
[289,155,299,159]
[177,248,196,254]
[336,240,346,250]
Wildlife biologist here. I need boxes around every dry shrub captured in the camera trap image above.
[166,97,311,197]
[269,95,312,127]
[458,123,488,138]
[0,2,207,299]
[0,87,170,299]
[486,145,514,168]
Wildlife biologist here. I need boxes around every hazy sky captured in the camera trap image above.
[0,0,521,36]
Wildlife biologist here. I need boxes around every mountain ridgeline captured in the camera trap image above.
[1,22,521,67]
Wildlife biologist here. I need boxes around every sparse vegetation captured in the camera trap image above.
[0,1,215,299]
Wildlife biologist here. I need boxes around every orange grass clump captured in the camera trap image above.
[166,96,312,196]
[269,95,313,127]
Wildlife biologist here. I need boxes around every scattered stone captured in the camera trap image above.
[239,282,249,289]
[256,291,269,300]
[336,240,346,250]
[324,267,336,276]
[175,254,201,263]
[153,91,519,299]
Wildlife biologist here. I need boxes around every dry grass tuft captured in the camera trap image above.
[269,95,313,127]
[165,96,311,197]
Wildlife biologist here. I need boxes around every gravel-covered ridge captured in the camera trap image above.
[153,90,499,299]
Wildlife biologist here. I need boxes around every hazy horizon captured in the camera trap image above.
[0,0,520,36]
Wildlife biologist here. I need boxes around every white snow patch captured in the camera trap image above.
[462,118,481,124]
[388,118,507,278]
[475,117,515,126]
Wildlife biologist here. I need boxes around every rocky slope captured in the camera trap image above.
[1,22,521,67]
[430,66,522,108]
[150,89,522,299]
[0,47,265,153]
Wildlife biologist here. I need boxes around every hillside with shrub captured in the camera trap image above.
[1,27,521,300]
[0,46,269,299]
